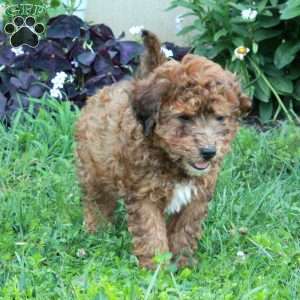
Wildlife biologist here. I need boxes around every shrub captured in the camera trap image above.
[0,15,144,123]
[169,0,300,122]
[0,14,189,124]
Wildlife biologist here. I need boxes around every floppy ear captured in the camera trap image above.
[132,77,170,136]
[239,94,252,116]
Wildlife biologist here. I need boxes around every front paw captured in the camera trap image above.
[169,237,198,268]
[173,252,197,268]
[138,256,156,269]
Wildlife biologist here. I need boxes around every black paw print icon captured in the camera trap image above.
[4,16,45,48]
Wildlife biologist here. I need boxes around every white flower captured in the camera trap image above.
[56,71,68,80]
[11,46,24,56]
[76,248,86,258]
[241,8,258,21]
[71,60,79,68]
[176,15,184,33]
[49,72,69,99]
[51,71,68,89]
[236,250,246,260]
[50,87,63,99]
[129,25,144,36]
[161,47,174,58]
[68,75,74,83]
[234,46,250,60]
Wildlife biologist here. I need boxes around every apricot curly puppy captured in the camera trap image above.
[75,30,251,268]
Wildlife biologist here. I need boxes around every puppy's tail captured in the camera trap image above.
[136,30,167,78]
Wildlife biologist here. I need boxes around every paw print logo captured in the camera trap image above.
[4,16,45,48]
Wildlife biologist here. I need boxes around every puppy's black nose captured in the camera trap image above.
[200,146,216,160]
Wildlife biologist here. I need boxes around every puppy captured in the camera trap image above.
[75,30,251,268]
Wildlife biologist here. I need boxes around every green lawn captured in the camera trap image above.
[1,100,300,300]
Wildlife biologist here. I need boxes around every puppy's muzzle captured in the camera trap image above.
[200,145,216,160]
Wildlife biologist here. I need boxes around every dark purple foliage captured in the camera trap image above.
[47,15,87,39]
[77,51,96,66]
[0,92,6,119]
[0,46,15,65]
[116,41,144,65]
[10,71,38,90]
[90,24,115,47]
[0,14,189,123]
[163,42,190,61]
[0,31,7,43]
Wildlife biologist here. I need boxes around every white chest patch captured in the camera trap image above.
[165,183,197,214]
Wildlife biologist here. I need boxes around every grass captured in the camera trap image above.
[0,99,300,300]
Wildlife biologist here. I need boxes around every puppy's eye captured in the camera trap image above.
[216,116,225,122]
[177,114,193,122]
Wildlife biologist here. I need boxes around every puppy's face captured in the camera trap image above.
[132,55,251,177]
[155,95,240,176]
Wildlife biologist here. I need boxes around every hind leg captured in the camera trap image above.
[76,150,117,233]
[83,193,100,233]
[83,186,117,233]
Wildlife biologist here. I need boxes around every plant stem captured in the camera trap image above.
[248,57,293,123]
[273,105,281,121]
[290,108,300,124]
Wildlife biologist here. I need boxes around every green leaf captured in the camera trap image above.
[50,0,60,8]
[168,0,199,11]
[274,42,300,69]
[284,0,300,8]
[286,65,300,80]
[214,5,230,25]
[262,10,273,17]
[252,42,258,54]
[257,0,268,12]
[232,25,249,36]
[177,25,196,36]
[232,37,245,48]
[195,44,226,59]
[264,65,284,78]
[228,2,247,11]
[281,0,300,19]
[254,29,282,42]
[166,2,179,11]
[270,0,278,5]
[294,80,300,100]
[259,102,273,122]
[231,16,250,24]
[281,6,300,19]
[269,77,294,94]
[213,29,227,41]
[257,16,281,28]
[179,12,197,18]
[193,19,206,32]
[254,79,271,103]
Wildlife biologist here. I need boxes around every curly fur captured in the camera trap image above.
[75,31,251,268]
